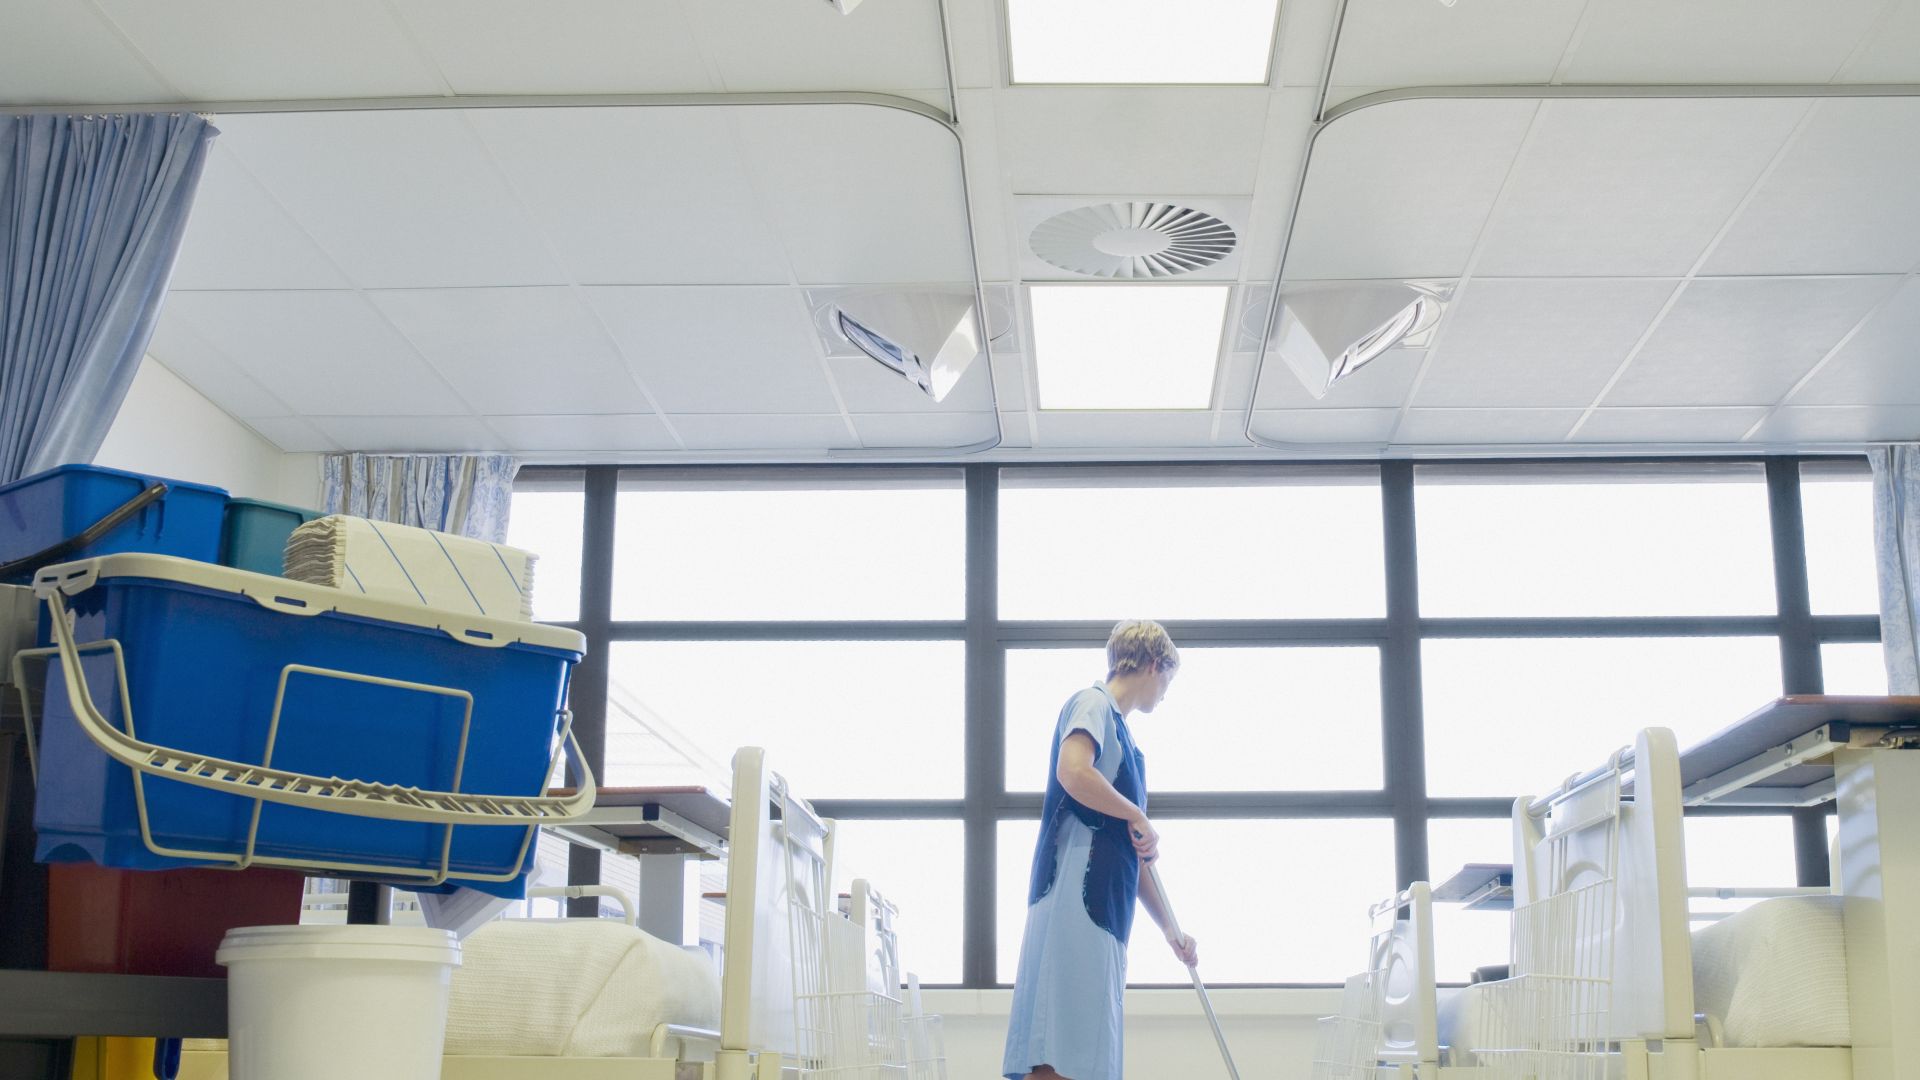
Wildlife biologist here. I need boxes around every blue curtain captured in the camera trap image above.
[0,113,215,484]
[320,453,521,542]
[1870,445,1920,693]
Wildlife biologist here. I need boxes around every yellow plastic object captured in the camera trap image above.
[69,1037,155,1080]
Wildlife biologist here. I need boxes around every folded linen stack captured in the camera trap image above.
[283,515,537,621]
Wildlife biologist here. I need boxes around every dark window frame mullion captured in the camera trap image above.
[1766,457,1834,888]
[604,621,966,641]
[963,465,1001,987]
[1421,616,1784,638]
[567,464,620,915]
[1381,462,1429,889]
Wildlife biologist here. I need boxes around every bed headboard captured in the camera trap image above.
[719,746,833,1060]
[1511,727,1694,1042]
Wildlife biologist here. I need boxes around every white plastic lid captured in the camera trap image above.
[217,925,463,967]
[34,553,583,655]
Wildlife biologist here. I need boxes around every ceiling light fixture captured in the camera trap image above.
[1271,282,1446,398]
[831,292,981,402]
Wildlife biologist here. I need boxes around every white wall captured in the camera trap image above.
[93,357,319,506]
[925,988,1336,1080]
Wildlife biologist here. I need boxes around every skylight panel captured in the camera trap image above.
[1031,285,1228,410]
[1008,0,1282,85]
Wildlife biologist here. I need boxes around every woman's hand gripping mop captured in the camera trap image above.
[1147,859,1243,1080]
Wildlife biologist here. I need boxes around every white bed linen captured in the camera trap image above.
[1692,895,1849,1048]
[1439,896,1850,1055]
[444,919,721,1058]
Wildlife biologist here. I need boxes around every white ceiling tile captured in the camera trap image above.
[687,0,948,95]
[1274,0,1345,87]
[1562,0,1887,83]
[670,414,857,451]
[1286,99,1536,280]
[1249,408,1400,444]
[94,0,447,99]
[1332,0,1588,86]
[367,288,650,416]
[990,348,1033,414]
[584,287,843,414]
[956,90,1015,282]
[1394,409,1583,444]
[144,317,292,419]
[1836,0,1920,82]
[852,412,1000,448]
[1791,277,1920,406]
[212,111,567,288]
[1572,407,1772,443]
[1474,98,1808,278]
[0,0,178,104]
[729,106,975,286]
[392,0,713,94]
[1240,90,1319,282]
[1605,277,1900,407]
[466,108,791,286]
[944,0,1003,89]
[1414,279,1677,408]
[1252,341,1423,408]
[161,291,472,417]
[169,145,349,291]
[997,88,1272,195]
[1753,406,1920,445]
[310,415,505,453]
[245,416,337,453]
[1703,99,1920,276]
[827,352,997,413]
[484,414,679,453]
[1034,411,1217,448]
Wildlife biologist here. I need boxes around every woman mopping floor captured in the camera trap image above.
[1001,619,1198,1080]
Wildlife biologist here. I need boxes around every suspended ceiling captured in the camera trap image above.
[6,0,1920,460]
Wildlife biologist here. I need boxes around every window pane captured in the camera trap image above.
[1423,637,1782,797]
[612,473,964,620]
[1426,818,1514,984]
[508,485,583,623]
[999,468,1384,619]
[998,818,1395,984]
[1801,463,1877,616]
[1004,646,1382,792]
[830,820,963,984]
[608,642,963,798]
[1416,465,1775,616]
[1685,814,1799,922]
[1822,642,1888,695]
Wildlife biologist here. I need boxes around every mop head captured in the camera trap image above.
[284,515,537,622]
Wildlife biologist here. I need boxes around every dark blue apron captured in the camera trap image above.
[1026,689,1149,943]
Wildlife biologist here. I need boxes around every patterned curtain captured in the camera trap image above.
[319,453,519,542]
[1868,445,1920,694]
[0,113,215,481]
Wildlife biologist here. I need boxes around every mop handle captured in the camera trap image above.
[1147,860,1243,1080]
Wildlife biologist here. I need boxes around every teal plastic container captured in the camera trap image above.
[218,498,321,577]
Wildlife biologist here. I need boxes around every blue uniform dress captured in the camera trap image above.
[1002,684,1148,1080]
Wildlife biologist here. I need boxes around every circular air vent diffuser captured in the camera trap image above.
[1029,202,1236,279]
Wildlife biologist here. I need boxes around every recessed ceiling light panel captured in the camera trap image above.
[1008,0,1282,84]
[1031,284,1229,410]
[1030,202,1237,280]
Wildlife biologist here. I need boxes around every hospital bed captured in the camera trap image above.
[442,746,934,1080]
[1323,698,1920,1080]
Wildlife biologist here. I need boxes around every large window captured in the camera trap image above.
[514,456,1880,987]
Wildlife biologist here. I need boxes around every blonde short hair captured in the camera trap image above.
[1106,619,1179,680]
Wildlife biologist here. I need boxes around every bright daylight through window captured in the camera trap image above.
[513,456,1882,987]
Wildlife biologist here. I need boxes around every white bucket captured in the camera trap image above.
[217,925,462,1080]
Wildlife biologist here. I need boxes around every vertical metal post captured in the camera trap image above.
[1381,462,1430,888]
[964,465,1002,986]
[345,882,391,925]
[568,465,618,916]
[1766,458,1832,887]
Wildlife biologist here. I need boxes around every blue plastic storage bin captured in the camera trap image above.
[0,466,227,584]
[28,554,589,898]
[218,498,321,576]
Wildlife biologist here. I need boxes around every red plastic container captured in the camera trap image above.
[47,863,304,979]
